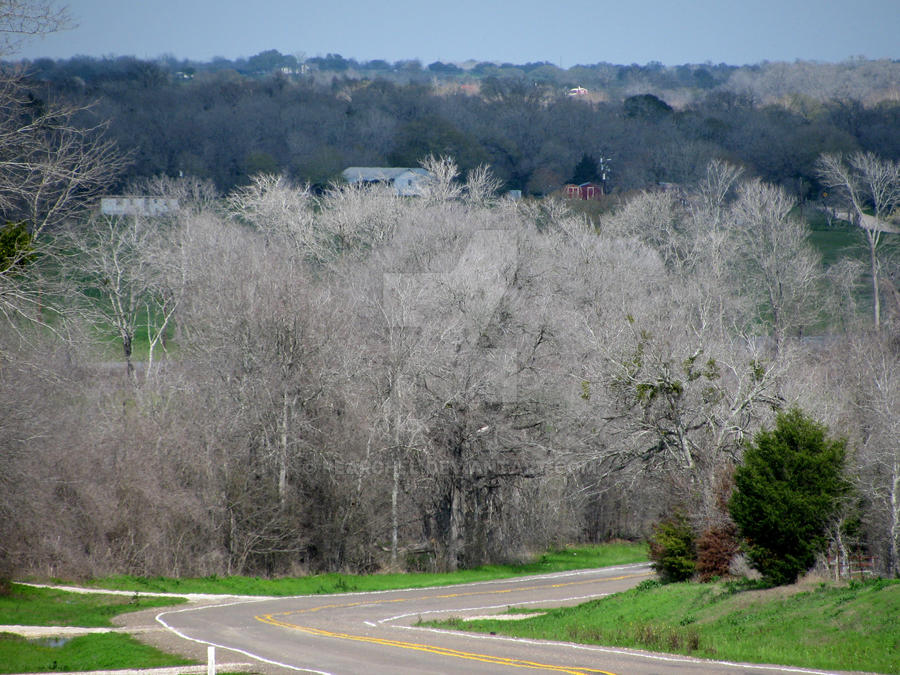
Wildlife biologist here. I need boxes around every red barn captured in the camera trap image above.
[564,182,603,200]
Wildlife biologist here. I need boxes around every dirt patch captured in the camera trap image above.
[462,612,545,621]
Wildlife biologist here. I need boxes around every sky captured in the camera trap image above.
[12,0,900,67]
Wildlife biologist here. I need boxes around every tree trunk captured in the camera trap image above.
[391,457,399,569]
[447,481,464,571]
[123,332,134,379]
[866,230,881,329]
[890,458,899,578]
[279,390,290,509]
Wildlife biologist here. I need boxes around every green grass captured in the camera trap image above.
[807,218,900,269]
[429,577,900,674]
[807,220,866,268]
[0,632,195,674]
[0,584,187,627]
[79,542,647,596]
[0,585,194,674]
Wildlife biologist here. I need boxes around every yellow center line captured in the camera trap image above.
[258,612,613,674]
[254,571,652,674]
[269,572,649,619]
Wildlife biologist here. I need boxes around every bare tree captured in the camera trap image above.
[128,174,219,215]
[0,77,126,335]
[61,214,175,378]
[419,154,463,203]
[816,152,900,328]
[692,158,744,229]
[175,210,369,573]
[464,164,504,207]
[601,189,688,269]
[0,0,71,57]
[316,181,401,254]
[729,178,825,352]
[225,173,320,257]
[839,335,900,577]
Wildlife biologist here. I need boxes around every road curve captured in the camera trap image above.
[155,564,845,675]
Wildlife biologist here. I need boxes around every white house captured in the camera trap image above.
[341,167,432,196]
[100,196,180,217]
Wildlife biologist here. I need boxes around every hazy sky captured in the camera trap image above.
[14,0,900,66]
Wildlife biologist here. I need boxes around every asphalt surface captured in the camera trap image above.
[154,563,853,675]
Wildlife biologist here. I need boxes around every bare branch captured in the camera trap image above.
[0,1,73,57]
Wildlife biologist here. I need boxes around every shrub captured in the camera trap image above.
[729,408,849,586]
[696,522,740,581]
[648,512,696,582]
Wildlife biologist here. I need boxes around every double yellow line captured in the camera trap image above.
[256,571,651,674]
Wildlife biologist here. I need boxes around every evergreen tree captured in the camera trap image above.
[569,153,599,184]
[730,408,849,585]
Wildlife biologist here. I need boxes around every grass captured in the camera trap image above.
[428,577,900,674]
[0,585,194,674]
[807,220,866,268]
[77,542,648,596]
[807,216,900,269]
[0,632,195,674]
[0,584,186,627]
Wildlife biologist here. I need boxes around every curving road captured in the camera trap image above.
[156,563,844,675]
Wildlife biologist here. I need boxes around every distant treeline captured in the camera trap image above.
[12,52,900,194]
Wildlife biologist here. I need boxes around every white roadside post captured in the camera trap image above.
[207,645,215,675]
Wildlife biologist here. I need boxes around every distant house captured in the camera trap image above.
[100,196,179,217]
[342,167,432,196]
[563,182,603,200]
[566,87,588,97]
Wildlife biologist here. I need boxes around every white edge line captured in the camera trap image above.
[17,582,280,601]
[156,601,332,675]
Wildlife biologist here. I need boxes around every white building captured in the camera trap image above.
[341,167,432,197]
[100,197,180,217]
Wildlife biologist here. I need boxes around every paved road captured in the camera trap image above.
[156,563,845,675]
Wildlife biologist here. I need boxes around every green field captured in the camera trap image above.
[0,583,186,627]
[806,217,900,270]
[430,577,900,674]
[0,632,194,674]
[82,542,648,596]
[0,585,193,674]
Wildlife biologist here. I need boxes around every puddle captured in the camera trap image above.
[29,636,71,647]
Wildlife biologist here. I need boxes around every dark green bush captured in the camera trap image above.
[648,512,696,582]
[730,408,849,586]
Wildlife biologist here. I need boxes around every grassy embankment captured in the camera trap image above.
[3,543,645,672]
[82,542,648,595]
[428,577,900,674]
[0,585,191,674]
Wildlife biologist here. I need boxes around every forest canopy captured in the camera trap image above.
[8,52,900,194]
[2,42,900,584]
